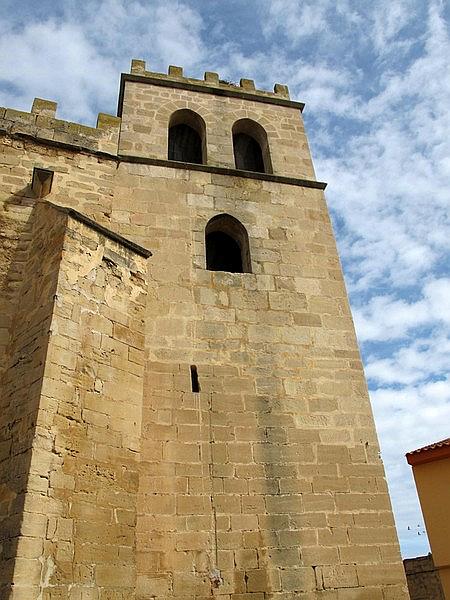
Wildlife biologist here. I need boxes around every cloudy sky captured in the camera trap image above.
[1,0,449,558]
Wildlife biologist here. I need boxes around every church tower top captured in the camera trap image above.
[116,58,304,117]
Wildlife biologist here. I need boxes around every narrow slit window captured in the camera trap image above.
[190,365,200,393]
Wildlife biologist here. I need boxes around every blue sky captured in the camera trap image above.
[1,0,449,558]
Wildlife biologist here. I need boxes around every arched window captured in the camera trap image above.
[232,119,272,174]
[205,214,251,274]
[168,109,206,164]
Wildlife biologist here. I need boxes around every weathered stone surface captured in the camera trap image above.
[0,63,409,599]
[404,555,444,600]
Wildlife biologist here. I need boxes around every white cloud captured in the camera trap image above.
[425,278,450,323]
[262,0,421,62]
[317,4,450,292]
[354,296,427,342]
[63,0,206,68]
[0,20,117,122]
[151,4,205,67]
[262,0,332,43]
[371,377,450,554]
[371,0,417,54]
[366,334,450,385]
[0,1,209,123]
[353,277,450,342]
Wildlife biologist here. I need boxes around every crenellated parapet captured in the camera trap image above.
[129,58,290,98]
[125,58,294,105]
[0,98,121,155]
[116,58,309,178]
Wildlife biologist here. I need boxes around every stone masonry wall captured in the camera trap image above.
[0,99,120,155]
[133,166,408,599]
[0,142,35,377]
[27,209,148,600]
[0,128,121,378]
[119,82,316,179]
[404,555,445,600]
[0,62,410,600]
[0,199,149,599]
[0,202,66,599]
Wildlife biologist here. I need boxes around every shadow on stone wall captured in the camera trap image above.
[0,196,64,597]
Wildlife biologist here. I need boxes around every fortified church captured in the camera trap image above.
[0,60,409,599]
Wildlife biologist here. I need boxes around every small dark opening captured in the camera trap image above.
[233,133,265,172]
[190,365,200,393]
[169,124,203,164]
[31,167,54,198]
[206,231,243,273]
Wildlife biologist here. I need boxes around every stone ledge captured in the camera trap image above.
[0,128,118,160]
[119,155,328,190]
[0,129,327,190]
[46,201,152,258]
[117,73,305,116]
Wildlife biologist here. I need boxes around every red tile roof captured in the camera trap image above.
[407,438,450,455]
[406,438,450,466]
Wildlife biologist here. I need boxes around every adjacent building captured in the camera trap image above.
[407,438,450,599]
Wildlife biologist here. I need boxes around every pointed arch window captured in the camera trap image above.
[232,119,272,174]
[205,214,251,274]
[168,109,206,164]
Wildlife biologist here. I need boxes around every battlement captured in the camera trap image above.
[117,59,303,116]
[130,58,291,99]
[0,98,121,155]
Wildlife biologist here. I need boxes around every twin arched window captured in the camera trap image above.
[168,112,271,174]
[205,214,251,274]
[168,113,265,274]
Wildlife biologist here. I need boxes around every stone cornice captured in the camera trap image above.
[0,129,327,190]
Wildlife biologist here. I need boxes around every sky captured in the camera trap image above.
[1,0,449,558]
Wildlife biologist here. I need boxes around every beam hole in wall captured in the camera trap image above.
[232,118,272,174]
[190,365,200,393]
[205,214,251,273]
[168,109,206,164]
[31,167,54,197]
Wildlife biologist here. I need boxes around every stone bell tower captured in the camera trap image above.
[0,60,409,599]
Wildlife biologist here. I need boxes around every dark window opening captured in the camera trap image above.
[205,214,251,274]
[206,231,243,273]
[232,118,272,174]
[31,167,54,197]
[168,123,202,164]
[233,133,265,172]
[190,365,200,393]
[168,109,206,165]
